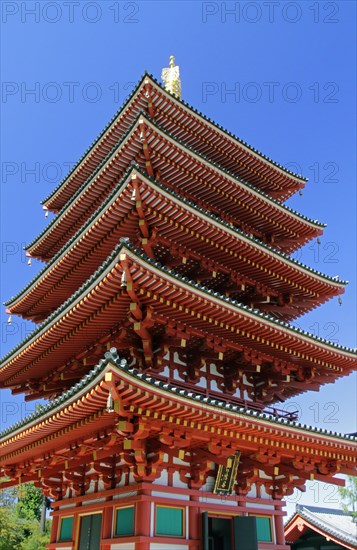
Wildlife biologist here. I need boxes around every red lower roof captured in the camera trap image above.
[1,355,356,495]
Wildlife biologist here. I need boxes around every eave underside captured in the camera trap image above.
[44,74,306,212]
[1,355,356,502]
[6,168,343,324]
[28,115,321,262]
[1,244,355,403]
[285,513,357,550]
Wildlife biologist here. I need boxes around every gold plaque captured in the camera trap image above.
[213,452,241,496]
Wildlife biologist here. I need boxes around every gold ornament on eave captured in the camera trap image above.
[161,55,181,99]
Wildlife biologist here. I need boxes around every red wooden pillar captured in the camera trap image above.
[50,514,59,544]
[135,490,151,550]
[101,504,113,550]
[189,496,201,549]
[72,512,80,549]
[274,504,286,546]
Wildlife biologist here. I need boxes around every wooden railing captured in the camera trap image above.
[149,372,299,421]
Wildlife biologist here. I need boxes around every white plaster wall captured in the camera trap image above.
[152,469,168,485]
[85,497,105,505]
[58,502,76,510]
[150,545,189,550]
[150,502,154,537]
[172,456,187,466]
[259,484,272,499]
[258,470,272,480]
[116,474,127,488]
[172,470,188,489]
[245,502,274,510]
[203,474,215,492]
[86,479,96,494]
[152,491,189,501]
[199,496,237,506]
[111,544,135,550]
[113,491,137,500]
[245,484,257,498]
[271,515,277,544]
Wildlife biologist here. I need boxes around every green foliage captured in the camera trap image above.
[0,483,51,549]
[16,483,46,521]
[339,475,357,517]
[18,521,51,550]
[0,507,24,550]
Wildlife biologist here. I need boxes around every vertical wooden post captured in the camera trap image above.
[101,504,113,550]
[189,496,200,548]
[50,514,59,544]
[135,489,151,550]
[274,504,286,546]
[72,512,80,550]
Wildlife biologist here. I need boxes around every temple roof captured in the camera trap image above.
[1,243,355,400]
[27,114,323,261]
[41,73,307,212]
[1,350,356,443]
[6,168,344,325]
[1,351,356,487]
[285,505,357,549]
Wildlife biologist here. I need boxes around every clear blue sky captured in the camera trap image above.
[1,1,356,516]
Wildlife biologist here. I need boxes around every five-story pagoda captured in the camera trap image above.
[1,58,356,550]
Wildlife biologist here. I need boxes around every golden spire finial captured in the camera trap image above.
[161,55,181,99]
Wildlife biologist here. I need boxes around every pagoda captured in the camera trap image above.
[1,58,356,550]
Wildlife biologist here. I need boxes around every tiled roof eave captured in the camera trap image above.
[41,74,149,209]
[26,115,145,254]
[301,508,357,546]
[286,508,357,548]
[41,72,307,209]
[5,165,346,314]
[147,74,307,183]
[1,349,357,445]
[34,112,324,259]
[1,242,356,380]
[144,114,324,229]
